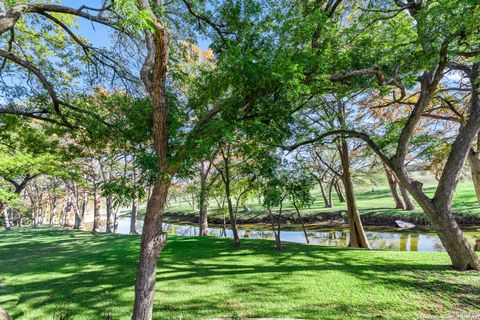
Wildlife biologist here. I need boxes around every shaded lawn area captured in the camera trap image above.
[161,181,480,222]
[0,228,479,320]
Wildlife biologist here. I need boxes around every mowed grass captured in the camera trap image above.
[163,180,480,222]
[1,228,480,319]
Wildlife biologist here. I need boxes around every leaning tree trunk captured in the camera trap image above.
[339,138,370,249]
[198,164,209,236]
[399,185,415,211]
[468,150,480,204]
[403,185,480,270]
[317,178,330,208]
[384,165,405,209]
[293,200,309,244]
[334,179,346,203]
[225,190,240,246]
[391,68,480,270]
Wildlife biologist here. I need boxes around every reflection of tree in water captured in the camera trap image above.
[157,222,447,252]
[410,235,419,251]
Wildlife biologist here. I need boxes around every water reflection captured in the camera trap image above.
[113,217,460,252]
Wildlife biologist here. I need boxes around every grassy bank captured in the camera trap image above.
[161,181,480,225]
[1,228,479,319]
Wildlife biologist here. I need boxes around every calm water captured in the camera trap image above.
[113,216,479,252]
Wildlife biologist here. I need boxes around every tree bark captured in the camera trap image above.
[268,208,282,250]
[327,176,335,208]
[293,200,309,244]
[317,178,330,208]
[1,204,11,231]
[220,147,241,246]
[198,162,209,236]
[49,197,57,226]
[132,8,172,318]
[384,165,405,209]
[334,179,345,203]
[130,166,139,235]
[390,64,480,270]
[92,184,102,232]
[337,103,370,249]
[468,150,480,204]
[132,181,170,319]
[105,195,114,233]
[399,185,415,211]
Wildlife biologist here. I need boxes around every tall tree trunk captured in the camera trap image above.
[198,162,209,236]
[337,103,370,249]
[92,184,101,232]
[468,150,480,204]
[384,165,405,209]
[399,185,415,210]
[220,147,241,246]
[132,11,171,318]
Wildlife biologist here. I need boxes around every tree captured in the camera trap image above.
[287,0,480,270]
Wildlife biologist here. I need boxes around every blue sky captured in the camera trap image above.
[60,0,211,50]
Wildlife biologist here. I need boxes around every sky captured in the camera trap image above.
[60,0,211,50]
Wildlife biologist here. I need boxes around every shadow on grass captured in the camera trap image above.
[0,228,478,319]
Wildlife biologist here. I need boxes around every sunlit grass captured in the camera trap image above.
[1,228,479,319]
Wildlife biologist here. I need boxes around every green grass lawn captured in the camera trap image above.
[161,180,480,223]
[1,228,479,319]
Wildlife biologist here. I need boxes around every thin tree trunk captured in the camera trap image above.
[384,165,405,209]
[334,179,346,203]
[328,176,335,208]
[317,178,330,208]
[219,146,240,246]
[106,195,114,233]
[49,197,57,226]
[268,208,281,250]
[293,200,309,244]
[2,204,11,231]
[92,184,101,232]
[399,185,415,211]
[468,150,480,204]
[130,166,139,235]
[130,196,138,235]
[198,163,209,236]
